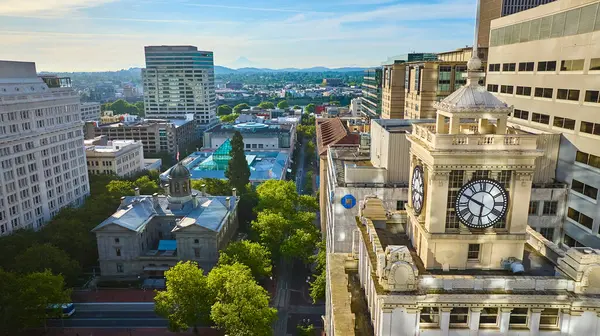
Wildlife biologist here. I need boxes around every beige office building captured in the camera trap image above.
[487,0,600,248]
[85,138,144,177]
[381,63,406,120]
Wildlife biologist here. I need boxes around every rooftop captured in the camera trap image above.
[97,118,193,128]
[316,118,360,156]
[206,122,292,134]
[92,194,236,233]
[85,140,140,153]
[372,118,435,133]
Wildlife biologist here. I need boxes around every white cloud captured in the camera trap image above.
[0,0,118,14]
[185,3,327,14]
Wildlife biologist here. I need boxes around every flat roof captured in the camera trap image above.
[373,118,435,132]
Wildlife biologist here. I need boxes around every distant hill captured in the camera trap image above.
[214,65,369,74]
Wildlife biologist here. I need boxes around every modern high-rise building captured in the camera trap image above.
[0,61,90,236]
[479,0,556,47]
[487,0,600,248]
[80,102,101,122]
[361,68,382,118]
[142,45,217,127]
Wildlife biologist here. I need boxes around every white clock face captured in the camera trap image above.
[455,179,508,229]
[411,165,425,215]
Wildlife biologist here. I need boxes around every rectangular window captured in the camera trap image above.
[567,207,594,230]
[516,86,531,96]
[194,248,201,257]
[564,234,584,247]
[560,59,584,71]
[539,308,559,328]
[115,248,121,257]
[449,308,469,328]
[537,61,556,72]
[487,84,499,93]
[467,244,480,261]
[502,63,516,72]
[114,238,120,244]
[500,85,514,94]
[513,109,529,120]
[528,201,539,215]
[438,65,452,92]
[116,263,124,273]
[488,64,501,72]
[585,90,600,103]
[540,227,555,241]
[518,62,534,71]
[531,113,550,125]
[534,87,553,98]
[571,179,598,199]
[553,116,576,130]
[509,308,529,327]
[580,121,600,135]
[557,89,580,101]
[543,201,558,215]
[479,307,498,326]
[420,307,440,326]
[575,151,600,169]
[591,58,600,71]
[396,200,406,211]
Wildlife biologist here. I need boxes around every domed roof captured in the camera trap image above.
[170,163,190,179]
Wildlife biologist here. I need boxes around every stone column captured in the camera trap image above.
[469,307,482,335]
[378,308,393,336]
[403,308,420,336]
[449,116,460,134]
[496,116,508,134]
[529,308,543,336]
[478,118,488,134]
[436,114,446,134]
[440,307,452,336]
[595,311,600,336]
[559,309,571,335]
[499,308,512,334]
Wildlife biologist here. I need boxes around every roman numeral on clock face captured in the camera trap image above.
[490,208,502,217]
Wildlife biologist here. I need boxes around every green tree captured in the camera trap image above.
[297,324,316,336]
[309,271,326,303]
[134,101,145,116]
[225,131,250,193]
[217,104,233,116]
[293,105,301,110]
[106,180,135,197]
[305,103,316,114]
[207,263,277,336]
[277,100,289,109]
[155,261,213,332]
[281,227,319,262]
[14,243,81,286]
[220,113,239,123]
[191,179,232,196]
[0,229,40,270]
[251,211,290,257]
[109,99,128,114]
[218,240,272,279]
[233,103,250,114]
[134,176,160,195]
[256,180,298,214]
[257,101,275,109]
[0,269,70,335]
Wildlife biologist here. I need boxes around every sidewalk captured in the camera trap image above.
[72,289,157,303]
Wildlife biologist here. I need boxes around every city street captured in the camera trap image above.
[45,303,168,329]
[295,138,307,194]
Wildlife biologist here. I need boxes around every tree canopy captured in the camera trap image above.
[277,100,289,109]
[14,243,81,285]
[191,179,232,196]
[225,131,251,193]
[218,240,272,279]
[217,105,233,116]
[233,103,250,114]
[155,261,213,331]
[207,263,277,336]
[220,113,239,123]
[305,103,316,113]
[102,99,143,115]
[257,101,275,109]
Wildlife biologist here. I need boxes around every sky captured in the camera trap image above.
[0,0,478,72]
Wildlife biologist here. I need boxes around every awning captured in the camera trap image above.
[157,240,177,251]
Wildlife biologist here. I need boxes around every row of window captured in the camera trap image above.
[510,109,600,135]
[567,207,594,232]
[419,307,560,329]
[528,201,559,216]
[490,85,600,104]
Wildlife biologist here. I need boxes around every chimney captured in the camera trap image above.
[232,188,237,197]
[152,193,159,207]
[192,193,198,208]
[120,196,126,207]
[226,197,231,209]
[201,184,207,196]
[164,183,170,196]
[134,187,140,196]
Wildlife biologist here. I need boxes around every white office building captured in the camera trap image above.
[80,102,101,121]
[142,45,217,127]
[85,138,144,177]
[0,61,90,236]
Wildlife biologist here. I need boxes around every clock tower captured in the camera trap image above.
[406,55,543,271]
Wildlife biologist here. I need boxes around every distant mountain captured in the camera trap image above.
[214,66,369,75]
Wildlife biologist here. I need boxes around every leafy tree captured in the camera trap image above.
[110,99,128,114]
[308,271,326,303]
[281,228,319,262]
[277,100,289,109]
[297,324,316,336]
[0,229,40,270]
[257,101,275,109]
[134,101,145,116]
[217,104,233,116]
[218,240,272,279]
[0,269,70,335]
[207,263,277,336]
[107,180,135,197]
[220,113,239,123]
[225,131,250,193]
[155,261,213,332]
[305,103,316,114]
[14,243,81,286]
[191,179,232,196]
[233,103,250,114]
[298,195,318,212]
[293,105,301,110]
[134,176,160,195]
[255,180,298,214]
[251,211,290,257]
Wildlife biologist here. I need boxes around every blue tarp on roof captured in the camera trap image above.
[158,240,177,251]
